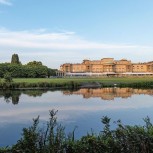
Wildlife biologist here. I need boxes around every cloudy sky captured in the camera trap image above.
[0,0,153,68]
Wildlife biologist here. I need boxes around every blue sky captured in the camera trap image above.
[0,0,153,68]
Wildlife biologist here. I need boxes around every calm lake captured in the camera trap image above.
[0,88,153,146]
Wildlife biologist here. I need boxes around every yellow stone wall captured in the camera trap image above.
[132,64,148,72]
[92,64,103,72]
[60,58,153,73]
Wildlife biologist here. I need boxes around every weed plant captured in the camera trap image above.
[1,110,153,153]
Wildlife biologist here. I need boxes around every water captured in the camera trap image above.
[0,88,153,146]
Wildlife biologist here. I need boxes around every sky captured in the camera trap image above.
[0,0,153,68]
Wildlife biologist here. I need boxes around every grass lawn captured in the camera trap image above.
[12,77,153,84]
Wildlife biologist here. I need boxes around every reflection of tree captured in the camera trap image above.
[12,95,19,105]
[0,89,49,104]
[23,90,47,97]
[1,90,21,105]
[5,98,11,103]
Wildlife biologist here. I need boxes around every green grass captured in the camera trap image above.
[0,77,153,89]
[12,77,153,84]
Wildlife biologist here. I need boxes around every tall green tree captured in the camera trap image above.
[0,57,56,78]
[11,54,21,64]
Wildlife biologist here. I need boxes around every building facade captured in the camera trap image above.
[59,58,153,76]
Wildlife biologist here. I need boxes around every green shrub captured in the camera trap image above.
[0,110,151,153]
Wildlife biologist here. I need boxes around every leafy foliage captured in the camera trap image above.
[27,61,43,66]
[4,72,12,83]
[12,110,66,153]
[0,54,56,79]
[0,63,56,78]
[2,110,153,153]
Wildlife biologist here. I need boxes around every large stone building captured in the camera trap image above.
[59,58,153,76]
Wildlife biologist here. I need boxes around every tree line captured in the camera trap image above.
[0,54,56,78]
[0,89,48,105]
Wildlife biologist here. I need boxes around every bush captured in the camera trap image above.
[4,73,12,83]
[0,110,151,153]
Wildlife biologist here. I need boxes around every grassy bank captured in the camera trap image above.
[1,110,153,153]
[12,77,153,84]
[1,77,153,89]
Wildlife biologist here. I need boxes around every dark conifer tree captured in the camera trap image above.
[11,54,21,64]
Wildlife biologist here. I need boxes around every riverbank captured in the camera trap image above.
[1,77,153,89]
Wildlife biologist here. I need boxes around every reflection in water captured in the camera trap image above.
[1,88,153,146]
[0,90,48,104]
[1,88,153,104]
[63,88,153,100]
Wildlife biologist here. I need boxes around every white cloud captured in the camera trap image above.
[0,0,12,5]
[0,28,140,50]
[0,28,153,68]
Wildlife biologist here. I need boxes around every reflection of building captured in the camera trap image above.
[63,88,153,100]
[60,58,153,76]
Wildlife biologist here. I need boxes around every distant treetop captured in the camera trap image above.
[27,61,43,66]
[11,54,21,64]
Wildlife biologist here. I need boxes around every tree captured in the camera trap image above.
[27,61,43,67]
[0,63,10,77]
[11,54,21,64]
[7,64,23,78]
[4,72,13,83]
[47,68,57,77]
